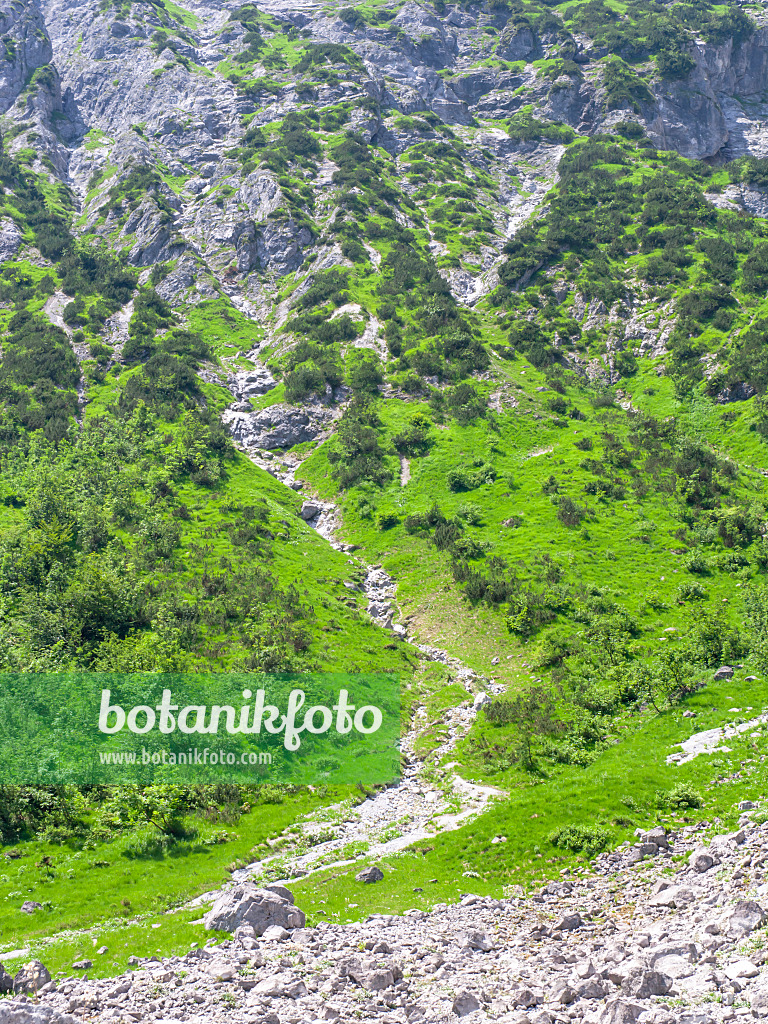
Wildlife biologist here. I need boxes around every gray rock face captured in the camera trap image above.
[224,402,333,450]
[0,0,53,114]
[0,218,22,262]
[203,884,305,934]
[716,382,756,403]
[497,24,538,61]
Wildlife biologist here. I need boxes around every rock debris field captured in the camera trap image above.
[1,807,768,1024]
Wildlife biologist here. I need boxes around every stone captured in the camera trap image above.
[356,865,384,884]
[452,990,481,1016]
[653,954,696,980]
[738,800,758,810]
[300,501,321,520]
[724,960,760,981]
[71,960,92,970]
[553,912,582,931]
[0,1006,79,1024]
[19,902,42,914]
[13,962,51,996]
[261,925,290,942]
[459,929,492,951]
[207,962,235,981]
[551,980,577,1004]
[595,997,646,1023]
[263,883,294,903]
[640,826,670,850]
[689,849,715,872]
[251,972,307,999]
[622,969,674,998]
[722,900,768,939]
[203,884,305,934]
[713,666,734,680]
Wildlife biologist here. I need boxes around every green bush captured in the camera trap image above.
[548,822,611,856]
[377,511,399,530]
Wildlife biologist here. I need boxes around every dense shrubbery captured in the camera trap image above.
[327,398,391,489]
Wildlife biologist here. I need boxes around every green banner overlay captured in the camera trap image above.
[0,673,400,784]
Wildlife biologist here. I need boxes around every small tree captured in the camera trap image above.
[485,686,567,769]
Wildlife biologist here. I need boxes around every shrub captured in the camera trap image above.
[557,495,585,526]
[455,502,483,525]
[548,823,611,856]
[683,551,709,575]
[377,511,399,530]
[447,461,495,492]
[676,581,707,602]
[657,783,703,809]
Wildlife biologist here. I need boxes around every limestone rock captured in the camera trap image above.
[356,865,384,884]
[722,899,767,939]
[203,884,305,934]
[452,989,481,1016]
[13,962,51,996]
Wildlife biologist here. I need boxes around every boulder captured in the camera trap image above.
[724,959,760,981]
[452,990,481,1017]
[0,1006,78,1024]
[622,969,674,998]
[19,902,41,914]
[356,865,384,883]
[722,900,767,939]
[299,501,321,520]
[689,849,715,873]
[552,980,577,1004]
[203,884,305,934]
[263,883,294,903]
[640,825,670,849]
[459,929,492,951]
[13,962,51,996]
[595,998,647,1024]
[233,924,258,950]
[349,963,395,992]
[251,972,307,999]
[553,912,583,931]
[713,665,734,680]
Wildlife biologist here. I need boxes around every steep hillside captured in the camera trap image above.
[0,0,767,982]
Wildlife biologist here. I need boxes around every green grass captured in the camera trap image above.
[0,788,349,959]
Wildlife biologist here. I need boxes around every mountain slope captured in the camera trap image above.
[0,0,767,962]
